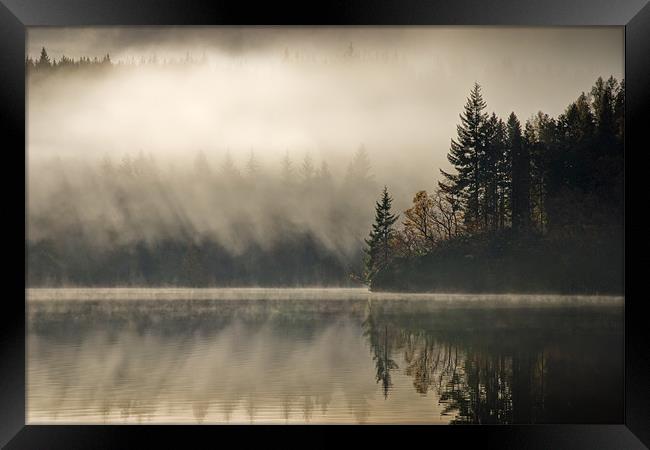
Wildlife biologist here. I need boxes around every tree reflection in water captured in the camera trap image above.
[362,302,622,424]
[28,297,622,424]
[362,314,399,399]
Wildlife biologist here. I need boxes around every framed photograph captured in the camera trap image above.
[2,0,648,448]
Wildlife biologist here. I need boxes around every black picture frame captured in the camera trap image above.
[2,0,648,448]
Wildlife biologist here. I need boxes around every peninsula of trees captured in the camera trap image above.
[363,78,624,294]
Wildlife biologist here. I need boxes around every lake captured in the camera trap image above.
[26,288,623,424]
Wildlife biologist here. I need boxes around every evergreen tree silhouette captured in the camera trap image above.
[37,47,51,69]
[299,152,315,183]
[440,83,488,231]
[280,151,295,185]
[508,112,530,232]
[363,186,399,283]
[245,150,260,178]
[345,144,373,184]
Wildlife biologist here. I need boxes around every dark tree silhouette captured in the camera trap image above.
[482,112,508,230]
[368,77,623,294]
[363,186,399,283]
[37,47,51,69]
[440,83,488,231]
[508,112,531,232]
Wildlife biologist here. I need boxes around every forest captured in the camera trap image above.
[27,49,624,293]
[27,48,384,287]
[27,144,376,287]
[364,78,624,293]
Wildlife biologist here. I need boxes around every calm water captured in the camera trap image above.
[27,289,623,424]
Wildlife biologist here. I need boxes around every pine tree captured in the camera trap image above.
[363,186,399,283]
[316,160,332,186]
[591,76,624,213]
[591,77,616,140]
[526,112,555,233]
[556,93,595,195]
[245,150,260,177]
[37,47,51,69]
[494,117,510,229]
[508,112,530,232]
[25,56,35,72]
[280,151,294,185]
[481,113,504,230]
[299,152,315,183]
[524,118,541,231]
[345,144,373,184]
[440,83,488,231]
[220,150,240,183]
[59,55,72,67]
[614,78,624,141]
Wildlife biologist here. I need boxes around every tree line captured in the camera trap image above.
[27,147,378,287]
[27,46,405,74]
[364,77,624,293]
[25,47,210,75]
[27,47,113,71]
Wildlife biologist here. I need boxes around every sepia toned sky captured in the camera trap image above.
[27,26,624,191]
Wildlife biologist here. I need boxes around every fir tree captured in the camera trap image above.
[591,77,617,140]
[25,56,35,72]
[481,113,505,230]
[316,160,332,186]
[245,150,260,177]
[37,47,51,69]
[300,152,315,183]
[526,112,555,233]
[280,151,295,185]
[345,144,373,184]
[363,186,399,283]
[220,150,240,183]
[508,112,530,232]
[614,78,625,141]
[494,117,510,229]
[440,83,488,231]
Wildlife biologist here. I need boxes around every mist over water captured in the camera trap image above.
[27,287,623,305]
[27,291,623,424]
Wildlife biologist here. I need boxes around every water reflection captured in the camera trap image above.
[27,296,622,424]
[363,304,622,424]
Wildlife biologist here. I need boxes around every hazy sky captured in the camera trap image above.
[27,26,623,194]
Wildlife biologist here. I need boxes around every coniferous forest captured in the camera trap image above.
[364,80,624,294]
[27,49,624,293]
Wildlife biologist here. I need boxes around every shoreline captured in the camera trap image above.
[25,287,624,306]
